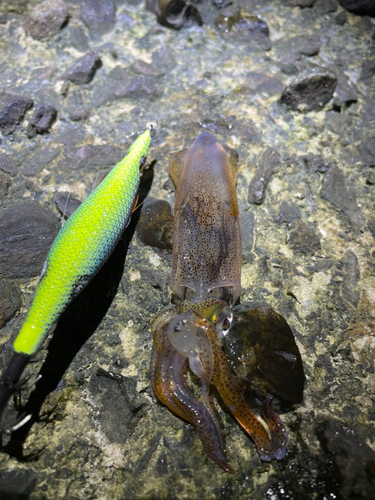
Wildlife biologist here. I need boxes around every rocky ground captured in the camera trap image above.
[0,0,375,499]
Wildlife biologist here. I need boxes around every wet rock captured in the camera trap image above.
[69,26,90,52]
[224,305,305,405]
[314,0,338,13]
[0,91,33,135]
[216,12,271,51]
[21,147,61,176]
[137,198,173,250]
[132,59,166,77]
[146,0,202,29]
[248,148,280,205]
[23,0,69,40]
[0,154,18,176]
[53,191,82,219]
[275,34,321,59]
[281,66,337,112]
[275,201,302,224]
[62,52,102,84]
[27,103,57,138]
[0,201,59,279]
[368,218,375,239]
[360,58,375,80]
[288,220,321,253]
[63,143,122,170]
[0,280,21,328]
[321,163,365,234]
[81,0,116,35]
[316,418,375,499]
[338,0,375,16]
[341,249,360,307]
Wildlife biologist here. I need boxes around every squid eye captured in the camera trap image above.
[174,321,185,333]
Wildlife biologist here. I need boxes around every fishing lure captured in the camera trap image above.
[151,132,288,472]
[0,129,151,424]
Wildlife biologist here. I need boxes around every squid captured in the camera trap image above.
[150,132,288,473]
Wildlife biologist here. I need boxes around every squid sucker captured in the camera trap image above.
[150,132,288,473]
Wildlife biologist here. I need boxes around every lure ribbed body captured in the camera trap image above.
[13,129,151,357]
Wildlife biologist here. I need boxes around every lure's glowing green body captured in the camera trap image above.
[13,130,151,357]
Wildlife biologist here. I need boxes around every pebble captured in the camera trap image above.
[23,0,69,40]
[275,201,302,224]
[0,154,18,176]
[216,12,271,51]
[248,148,280,205]
[69,26,90,53]
[0,280,21,328]
[131,59,166,77]
[136,198,173,250]
[27,103,57,138]
[0,171,11,197]
[224,304,305,405]
[281,66,337,112]
[275,34,321,59]
[145,0,202,29]
[81,0,116,36]
[0,91,33,135]
[288,220,321,253]
[0,201,59,279]
[334,76,358,105]
[62,52,102,84]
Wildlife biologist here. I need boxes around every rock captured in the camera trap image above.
[63,144,123,170]
[0,470,37,499]
[146,0,202,29]
[288,220,321,253]
[137,198,173,250]
[216,12,271,51]
[276,34,321,59]
[303,154,329,173]
[224,304,305,405]
[0,171,11,197]
[62,52,102,84]
[360,58,375,80]
[0,280,21,328]
[132,59,166,77]
[321,163,365,234]
[368,218,375,238]
[335,10,347,23]
[358,136,375,167]
[156,451,168,476]
[0,12,8,24]
[21,147,61,176]
[81,0,116,35]
[27,103,57,138]
[338,0,375,16]
[275,201,302,224]
[240,211,255,260]
[0,201,59,279]
[284,0,317,5]
[53,191,82,219]
[334,76,358,105]
[305,258,333,273]
[245,72,284,95]
[23,0,69,40]
[316,418,375,499]
[248,148,280,205]
[314,0,338,13]
[69,26,90,52]
[281,66,337,112]
[0,154,18,176]
[151,47,177,73]
[0,91,33,135]
[341,249,360,307]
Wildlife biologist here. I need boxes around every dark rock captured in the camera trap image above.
[156,451,168,476]
[314,0,338,13]
[135,432,162,474]
[0,154,18,176]
[288,220,321,253]
[281,66,337,112]
[137,198,173,250]
[341,249,360,307]
[335,10,347,23]
[360,58,375,80]
[69,26,90,52]
[358,136,375,167]
[216,12,271,51]
[23,0,69,40]
[21,147,61,176]
[275,201,302,224]
[305,258,333,272]
[27,103,57,138]
[316,418,375,499]
[151,47,177,73]
[81,0,116,35]
[0,201,59,279]
[276,34,321,59]
[62,52,102,84]
[0,280,21,328]
[362,101,375,122]
[63,144,122,170]
[0,91,33,135]
[338,0,375,16]
[0,469,37,499]
[0,171,11,197]
[303,154,329,173]
[321,163,365,234]
[53,191,82,219]
[248,148,280,205]
[146,0,202,29]
[0,12,8,24]
[368,218,375,238]
[132,59,166,77]
[240,211,255,260]
[224,304,305,405]
[334,76,358,104]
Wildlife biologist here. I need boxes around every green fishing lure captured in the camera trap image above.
[0,129,151,420]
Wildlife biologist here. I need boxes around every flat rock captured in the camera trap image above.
[132,59,166,77]
[27,103,57,138]
[281,66,337,112]
[62,52,102,84]
[0,201,59,278]
[23,0,69,40]
[81,0,116,35]
[0,280,21,328]
[288,220,321,253]
[0,91,33,135]
[224,304,305,405]
[275,34,321,59]
[63,144,123,170]
[248,148,280,204]
[21,147,61,176]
